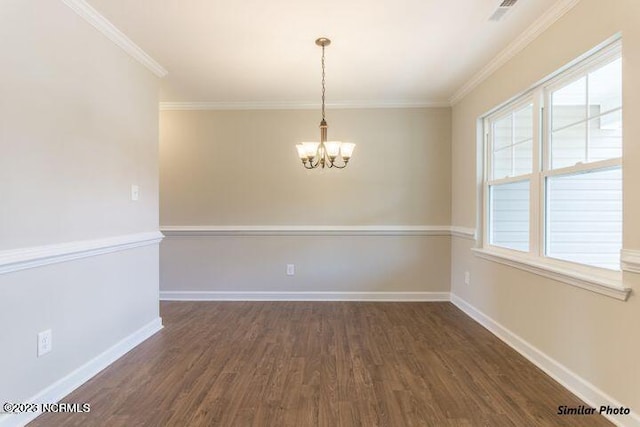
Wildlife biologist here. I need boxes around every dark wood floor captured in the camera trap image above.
[30,302,611,426]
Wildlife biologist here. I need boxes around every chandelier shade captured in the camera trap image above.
[296,38,355,169]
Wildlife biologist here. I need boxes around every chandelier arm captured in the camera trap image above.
[301,158,312,169]
[309,155,320,169]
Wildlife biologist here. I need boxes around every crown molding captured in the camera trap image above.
[159,100,451,111]
[449,0,581,105]
[60,0,168,78]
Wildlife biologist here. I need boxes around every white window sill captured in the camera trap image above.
[471,247,631,301]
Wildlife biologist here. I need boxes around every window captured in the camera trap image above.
[482,40,622,272]
[487,101,534,252]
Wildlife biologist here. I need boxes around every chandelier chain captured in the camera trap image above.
[321,44,326,121]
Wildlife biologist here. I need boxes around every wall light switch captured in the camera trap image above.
[38,329,52,357]
[131,185,139,201]
[286,264,295,276]
[464,271,470,285]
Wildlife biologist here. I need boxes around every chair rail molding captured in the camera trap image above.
[449,226,477,240]
[160,225,477,238]
[0,231,164,275]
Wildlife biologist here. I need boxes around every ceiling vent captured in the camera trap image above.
[489,0,519,21]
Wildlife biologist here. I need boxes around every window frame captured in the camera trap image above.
[476,38,629,301]
[483,94,539,255]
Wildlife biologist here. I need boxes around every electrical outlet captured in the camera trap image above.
[286,264,295,276]
[131,184,139,201]
[38,329,52,357]
[464,271,470,285]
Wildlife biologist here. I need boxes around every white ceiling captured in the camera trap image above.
[86,0,560,105]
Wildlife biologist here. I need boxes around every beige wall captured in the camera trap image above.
[160,108,451,225]
[0,6,159,250]
[0,0,160,406]
[162,235,451,294]
[451,0,639,413]
[160,108,452,293]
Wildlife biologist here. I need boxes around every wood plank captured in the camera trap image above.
[29,302,613,427]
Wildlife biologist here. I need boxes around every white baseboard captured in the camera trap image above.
[450,293,639,427]
[0,318,163,427]
[160,291,450,302]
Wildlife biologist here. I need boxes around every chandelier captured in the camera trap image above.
[296,38,355,169]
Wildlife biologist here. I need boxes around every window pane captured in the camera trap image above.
[490,180,530,251]
[588,109,622,162]
[546,168,622,270]
[493,147,511,179]
[588,58,622,116]
[491,105,533,179]
[514,104,533,143]
[551,122,586,169]
[552,77,586,130]
[513,139,532,176]
[494,116,512,149]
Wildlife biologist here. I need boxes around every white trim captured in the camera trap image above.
[450,0,581,105]
[449,226,477,240]
[160,225,476,238]
[487,174,533,186]
[160,291,450,302]
[543,158,622,178]
[450,294,640,427]
[159,100,451,111]
[621,249,640,274]
[542,39,622,99]
[0,318,163,427]
[472,248,631,301]
[60,0,168,78]
[161,225,451,236]
[0,231,164,275]
[477,34,621,121]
